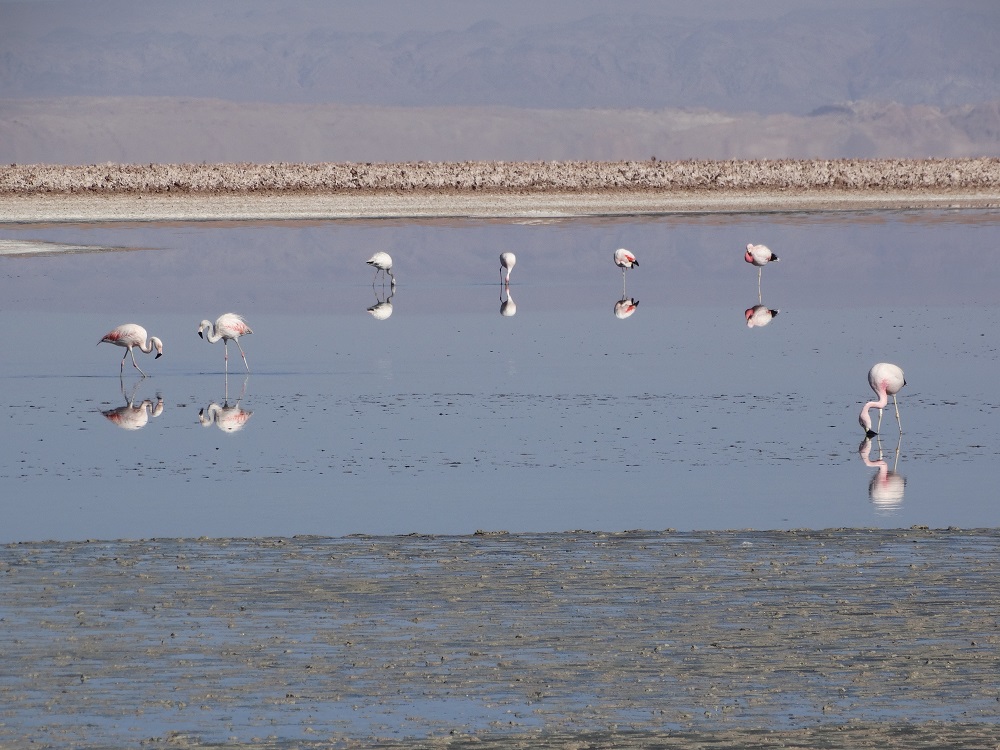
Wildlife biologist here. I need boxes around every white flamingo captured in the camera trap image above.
[859,362,906,437]
[500,252,516,285]
[197,313,253,373]
[366,252,395,285]
[745,243,779,297]
[98,323,163,377]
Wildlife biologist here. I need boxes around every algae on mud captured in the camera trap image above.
[2,529,998,748]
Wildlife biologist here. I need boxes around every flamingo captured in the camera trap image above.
[98,323,163,377]
[197,313,253,373]
[614,248,638,296]
[199,375,252,433]
[500,252,516,285]
[745,243,779,297]
[745,305,779,328]
[366,252,395,285]
[859,362,906,437]
[368,287,394,320]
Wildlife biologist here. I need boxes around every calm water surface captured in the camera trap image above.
[1,210,998,542]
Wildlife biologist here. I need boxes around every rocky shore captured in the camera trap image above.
[3,157,1000,194]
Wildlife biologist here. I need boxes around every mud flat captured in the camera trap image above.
[1,158,999,222]
[2,529,999,748]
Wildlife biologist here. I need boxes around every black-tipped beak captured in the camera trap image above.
[155,352,163,359]
[866,429,877,438]
[198,331,204,339]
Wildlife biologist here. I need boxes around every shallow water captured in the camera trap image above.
[1,210,999,542]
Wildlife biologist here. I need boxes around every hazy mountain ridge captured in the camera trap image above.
[2,3,998,114]
[1,97,997,165]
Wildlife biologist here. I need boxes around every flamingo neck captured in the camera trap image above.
[137,338,154,354]
[859,388,888,431]
[202,324,224,343]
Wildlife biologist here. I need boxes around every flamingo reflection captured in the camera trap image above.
[500,286,517,317]
[368,285,394,320]
[858,435,905,513]
[199,375,253,433]
[614,297,639,320]
[745,304,779,328]
[102,378,164,431]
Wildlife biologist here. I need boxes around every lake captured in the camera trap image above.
[1,209,998,542]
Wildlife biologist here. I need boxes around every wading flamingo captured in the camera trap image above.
[197,313,253,373]
[859,362,906,437]
[98,323,163,377]
[614,248,638,296]
[745,243,779,297]
[500,252,516,285]
[366,252,395,285]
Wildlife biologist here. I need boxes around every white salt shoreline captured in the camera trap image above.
[2,188,999,223]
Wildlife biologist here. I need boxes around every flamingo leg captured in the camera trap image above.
[224,340,229,374]
[129,347,148,378]
[758,267,762,299]
[876,407,884,435]
[235,339,251,373]
[892,393,902,432]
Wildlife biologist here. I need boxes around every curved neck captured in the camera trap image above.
[202,324,224,343]
[137,338,154,353]
[859,388,888,431]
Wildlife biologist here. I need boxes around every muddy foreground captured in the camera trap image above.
[2,529,999,748]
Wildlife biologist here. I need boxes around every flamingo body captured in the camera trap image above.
[744,243,778,267]
[859,362,906,437]
[200,402,253,433]
[614,248,638,270]
[367,252,395,283]
[98,323,163,377]
[500,252,516,284]
[104,397,164,431]
[197,313,253,373]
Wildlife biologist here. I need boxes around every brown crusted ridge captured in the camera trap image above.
[2,158,1000,195]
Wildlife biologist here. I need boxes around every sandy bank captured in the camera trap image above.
[3,529,999,748]
[2,158,999,222]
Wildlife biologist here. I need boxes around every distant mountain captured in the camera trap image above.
[2,1,998,114]
[2,98,997,165]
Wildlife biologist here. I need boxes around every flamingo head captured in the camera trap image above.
[744,248,755,264]
[858,406,877,437]
[197,320,212,340]
[151,337,164,358]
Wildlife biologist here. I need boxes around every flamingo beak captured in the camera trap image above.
[198,331,204,339]
[866,429,878,438]
[155,352,163,359]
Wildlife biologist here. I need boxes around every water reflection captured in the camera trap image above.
[858,435,905,514]
[614,297,639,320]
[745,304,779,328]
[102,378,164,431]
[199,376,253,433]
[500,286,517,317]
[368,286,394,320]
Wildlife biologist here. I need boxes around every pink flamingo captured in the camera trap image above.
[500,252,516,285]
[197,313,253,373]
[614,248,638,296]
[98,323,163,377]
[366,252,395,285]
[859,362,906,437]
[745,243,779,296]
